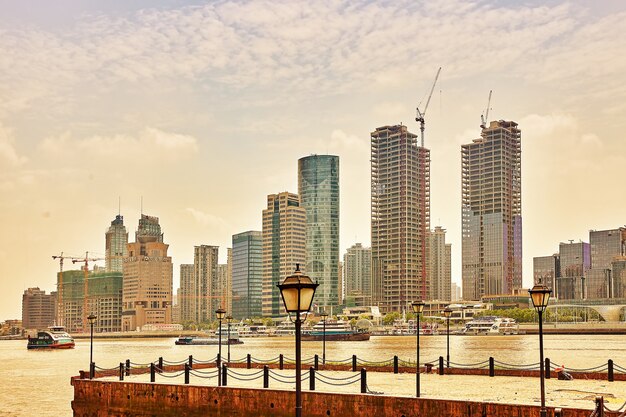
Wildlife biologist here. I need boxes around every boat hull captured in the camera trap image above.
[175,338,244,346]
[302,332,370,342]
[27,341,75,349]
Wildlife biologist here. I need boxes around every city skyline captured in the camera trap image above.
[2,0,626,318]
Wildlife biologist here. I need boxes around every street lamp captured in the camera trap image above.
[320,312,328,365]
[215,308,226,387]
[443,307,452,368]
[529,284,552,417]
[226,315,233,364]
[87,313,97,379]
[411,300,425,398]
[277,264,319,417]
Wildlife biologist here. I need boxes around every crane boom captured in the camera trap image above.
[480,90,493,129]
[415,67,442,147]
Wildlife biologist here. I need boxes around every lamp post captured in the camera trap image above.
[443,307,452,368]
[87,313,97,379]
[529,284,552,417]
[215,308,226,386]
[277,264,319,417]
[320,312,328,365]
[411,300,425,397]
[226,315,233,364]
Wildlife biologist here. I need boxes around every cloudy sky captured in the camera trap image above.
[1,0,625,319]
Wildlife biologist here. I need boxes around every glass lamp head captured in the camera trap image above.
[443,307,452,318]
[215,308,226,320]
[87,313,97,324]
[528,284,552,313]
[411,300,425,314]
[277,264,319,313]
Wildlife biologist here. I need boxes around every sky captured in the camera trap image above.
[1,0,625,320]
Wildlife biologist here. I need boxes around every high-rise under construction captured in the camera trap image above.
[371,125,430,312]
[462,120,522,300]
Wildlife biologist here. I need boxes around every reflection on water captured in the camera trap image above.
[0,334,623,416]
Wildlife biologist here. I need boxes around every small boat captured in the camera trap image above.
[175,327,244,345]
[456,316,519,335]
[302,319,370,341]
[27,326,75,349]
[273,320,296,337]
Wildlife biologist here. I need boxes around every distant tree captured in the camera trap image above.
[383,312,401,325]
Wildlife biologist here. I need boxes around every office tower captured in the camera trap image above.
[343,243,372,306]
[429,226,452,301]
[298,154,340,309]
[533,254,560,295]
[57,270,85,332]
[557,241,590,300]
[232,231,263,319]
[612,258,626,298]
[179,264,194,322]
[194,245,219,323]
[172,291,181,324]
[587,228,626,299]
[105,215,128,273]
[262,192,306,317]
[462,120,522,300]
[371,125,430,312]
[122,215,173,331]
[22,288,56,329]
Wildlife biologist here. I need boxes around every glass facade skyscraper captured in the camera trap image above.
[462,120,522,300]
[105,214,128,273]
[298,155,340,309]
[232,231,263,319]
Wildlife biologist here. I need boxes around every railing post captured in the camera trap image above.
[119,363,124,381]
[158,357,164,373]
[360,368,367,394]
[352,355,357,372]
[247,353,251,369]
[263,365,269,388]
[554,408,562,417]
[188,355,193,369]
[222,364,228,386]
[279,354,284,370]
[545,358,551,379]
[595,396,604,417]
[439,356,444,375]
[489,357,495,377]
[309,367,315,391]
[150,363,155,382]
[393,355,399,374]
[125,359,131,376]
[608,359,614,382]
[216,353,220,369]
[314,354,319,370]
[90,362,95,379]
[184,363,190,384]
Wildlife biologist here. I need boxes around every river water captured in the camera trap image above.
[1,334,624,416]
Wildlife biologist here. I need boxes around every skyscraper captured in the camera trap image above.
[557,241,590,300]
[533,254,560,294]
[462,120,522,300]
[343,243,372,306]
[587,228,626,299]
[429,226,451,301]
[122,214,172,331]
[298,155,340,309]
[194,245,219,323]
[105,214,128,273]
[217,249,232,313]
[371,125,430,312]
[262,192,306,317]
[232,231,263,320]
[179,264,194,322]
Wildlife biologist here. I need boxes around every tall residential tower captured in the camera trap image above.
[232,231,263,319]
[262,192,306,316]
[462,120,522,300]
[429,226,452,301]
[371,125,430,312]
[105,215,128,273]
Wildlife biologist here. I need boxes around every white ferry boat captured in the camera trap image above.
[273,320,296,336]
[175,327,243,345]
[302,319,370,341]
[458,316,519,335]
[27,326,75,350]
[237,324,269,337]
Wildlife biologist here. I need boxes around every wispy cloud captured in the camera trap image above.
[0,122,27,168]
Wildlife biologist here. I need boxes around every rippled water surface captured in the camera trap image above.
[1,334,624,416]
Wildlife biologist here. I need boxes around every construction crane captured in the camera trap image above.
[72,252,105,332]
[480,90,493,129]
[415,67,442,147]
[52,252,83,327]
